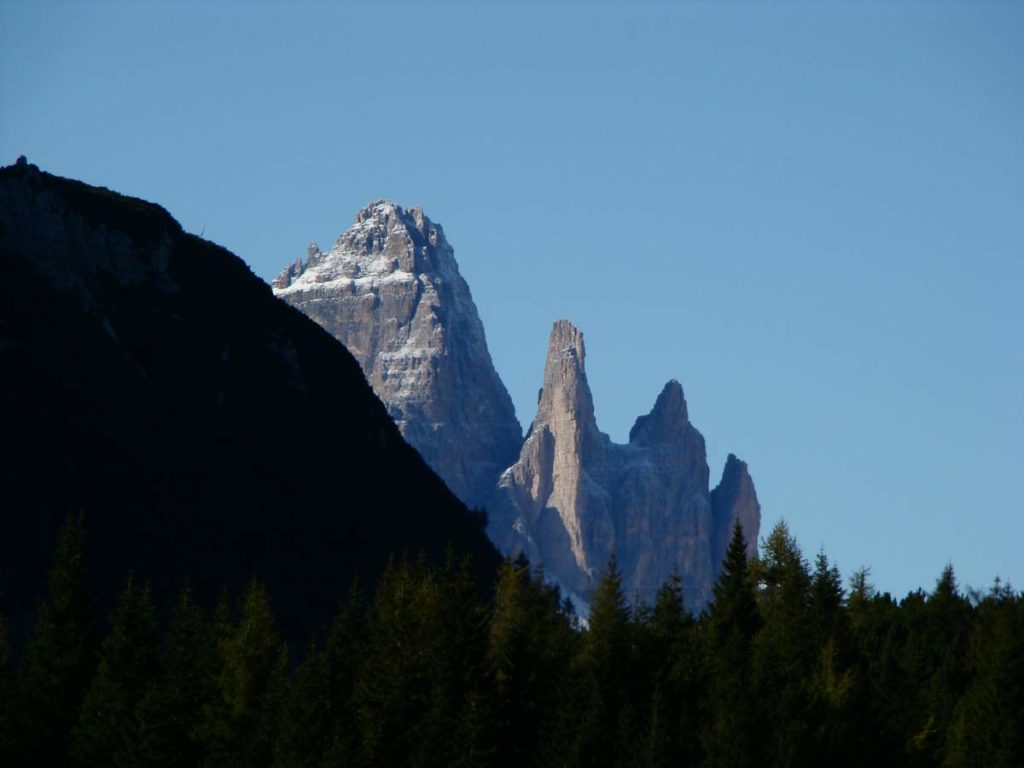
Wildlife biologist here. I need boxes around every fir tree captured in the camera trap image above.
[578,554,634,768]
[847,571,909,764]
[703,522,761,768]
[204,581,288,768]
[278,583,367,768]
[356,559,445,766]
[905,564,973,765]
[753,520,816,767]
[639,571,701,768]
[810,549,846,646]
[0,618,14,766]
[73,574,160,767]
[807,550,856,766]
[137,587,217,768]
[945,580,1024,767]
[19,513,98,766]
[487,557,576,768]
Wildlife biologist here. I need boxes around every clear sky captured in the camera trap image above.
[3,1,1022,599]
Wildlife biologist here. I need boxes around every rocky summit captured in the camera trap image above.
[272,201,522,511]
[488,320,760,609]
[274,205,761,610]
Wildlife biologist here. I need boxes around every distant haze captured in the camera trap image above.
[2,1,1021,598]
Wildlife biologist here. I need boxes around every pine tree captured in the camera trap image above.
[19,513,99,766]
[353,555,489,768]
[810,550,845,645]
[703,522,761,768]
[0,618,14,765]
[278,583,367,768]
[204,580,288,768]
[807,550,856,766]
[904,564,973,765]
[577,554,634,768]
[137,587,217,768]
[487,557,576,768]
[73,574,160,767]
[847,569,910,764]
[356,559,444,766]
[945,579,1024,767]
[753,520,816,767]
[433,553,491,766]
[639,571,701,768]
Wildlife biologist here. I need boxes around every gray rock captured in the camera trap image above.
[711,453,762,565]
[489,320,759,609]
[274,204,762,610]
[272,200,522,511]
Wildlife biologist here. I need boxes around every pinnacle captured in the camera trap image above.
[355,199,402,223]
[547,319,586,366]
[628,379,690,445]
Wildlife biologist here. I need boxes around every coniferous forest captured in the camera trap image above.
[2,515,1022,768]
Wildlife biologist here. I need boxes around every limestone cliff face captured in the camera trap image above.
[489,320,758,609]
[486,320,612,595]
[272,201,522,510]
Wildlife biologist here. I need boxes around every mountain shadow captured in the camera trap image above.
[0,158,500,642]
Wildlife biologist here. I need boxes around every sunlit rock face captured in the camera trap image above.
[274,205,761,611]
[488,320,760,609]
[273,201,522,511]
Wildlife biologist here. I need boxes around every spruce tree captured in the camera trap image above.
[810,549,846,646]
[703,522,761,768]
[356,559,444,766]
[278,583,367,768]
[357,555,489,768]
[0,618,14,765]
[487,557,576,768]
[204,581,288,768]
[753,520,815,767]
[137,587,216,768]
[73,574,160,767]
[640,571,701,768]
[847,569,908,764]
[945,580,1023,767]
[578,554,633,768]
[19,513,98,766]
[905,564,972,765]
[807,550,856,766]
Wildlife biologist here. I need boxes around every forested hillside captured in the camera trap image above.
[2,515,1020,768]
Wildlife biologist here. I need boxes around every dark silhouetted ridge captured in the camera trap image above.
[0,160,500,641]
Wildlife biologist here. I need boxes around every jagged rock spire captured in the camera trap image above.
[629,379,689,446]
[490,319,756,609]
[711,453,761,564]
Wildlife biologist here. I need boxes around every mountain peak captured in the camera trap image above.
[535,320,598,447]
[628,379,690,445]
[273,199,455,294]
[711,453,761,561]
[547,319,586,370]
[355,199,402,223]
[273,200,521,510]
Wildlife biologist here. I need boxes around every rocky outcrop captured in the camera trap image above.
[489,320,759,609]
[272,201,522,511]
[711,454,761,565]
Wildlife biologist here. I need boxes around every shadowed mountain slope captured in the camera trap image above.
[0,159,500,641]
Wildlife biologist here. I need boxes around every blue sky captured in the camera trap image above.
[3,1,1022,599]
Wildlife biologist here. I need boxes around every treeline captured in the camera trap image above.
[1,517,1022,768]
